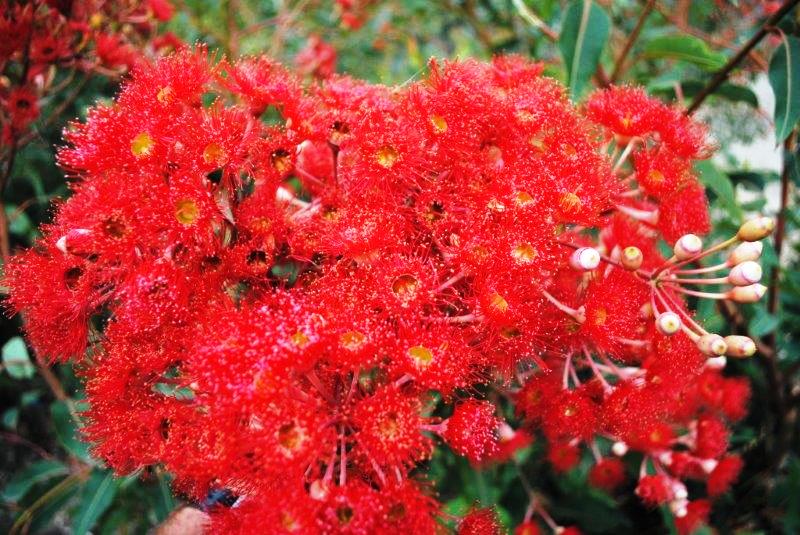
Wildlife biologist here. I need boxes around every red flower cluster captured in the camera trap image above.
[6,50,771,533]
[0,0,178,147]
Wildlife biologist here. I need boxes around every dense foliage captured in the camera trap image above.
[1,1,799,534]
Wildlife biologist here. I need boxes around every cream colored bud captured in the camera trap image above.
[727,284,767,303]
[728,261,762,286]
[570,247,601,271]
[611,441,628,456]
[724,335,756,358]
[656,311,682,335]
[727,241,763,266]
[697,333,727,356]
[700,459,718,474]
[737,217,775,242]
[309,480,329,500]
[621,246,643,270]
[673,234,703,260]
[704,356,727,370]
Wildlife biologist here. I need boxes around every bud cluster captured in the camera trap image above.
[5,53,766,534]
[1,0,178,147]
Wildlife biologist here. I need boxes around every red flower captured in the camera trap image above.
[443,400,500,464]
[589,457,626,491]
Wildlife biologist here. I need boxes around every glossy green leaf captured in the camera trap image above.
[651,81,758,107]
[769,35,800,143]
[2,336,35,380]
[643,35,727,71]
[695,161,743,221]
[750,312,779,338]
[559,0,610,98]
[51,400,92,462]
[1,460,69,503]
[73,470,118,535]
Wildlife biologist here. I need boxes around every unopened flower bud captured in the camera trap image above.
[655,311,682,335]
[700,458,718,474]
[621,246,643,270]
[570,247,601,271]
[309,480,329,500]
[670,499,688,518]
[724,335,756,358]
[697,333,727,356]
[737,217,775,242]
[727,241,763,266]
[55,229,92,255]
[728,261,762,286]
[611,441,628,457]
[671,482,688,500]
[727,284,767,303]
[704,356,727,370]
[673,234,702,260]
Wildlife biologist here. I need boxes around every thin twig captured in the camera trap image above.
[610,0,655,83]
[687,0,800,114]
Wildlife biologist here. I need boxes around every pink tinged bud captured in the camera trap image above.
[671,499,689,518]
[673,234,702,260]
[570,247,601,271]
[309,480,329,500]
[611,441,628,456]
[727,283,767,303]
[697,333,727,356]
[498,422,516,441]
[655,311,682,335]
[671,482,688,500]
[724,335,756,358]
[737,216,775,242]
[704,356,727,370]
[727,241,763,266]
[659,451,673,465]
[621,246,643,270]
[728,261,762,286]
[55,229,92,255]
[700,459,718,474]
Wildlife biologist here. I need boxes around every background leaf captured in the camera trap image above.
[1,460,68,503]
[2,337,35,380]
[72,470,118,535]
[769,35,800,143]
[695,161,743,221]
[643,34,727,71]
[559,0,610,98]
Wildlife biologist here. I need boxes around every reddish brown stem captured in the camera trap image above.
[687,0,800,113]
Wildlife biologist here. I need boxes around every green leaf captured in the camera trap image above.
[73,470,118,535]
[643,35,727,71]
[651,81,758,107]
[559,0,610,98]
[750,312,779,338]
[150,471,176,522]
[769,35,800,143]
[694,161,743,220]
[1,460,69,503]
[3,407,19,429]
[51,400,92,462]
[2,336,35,380]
